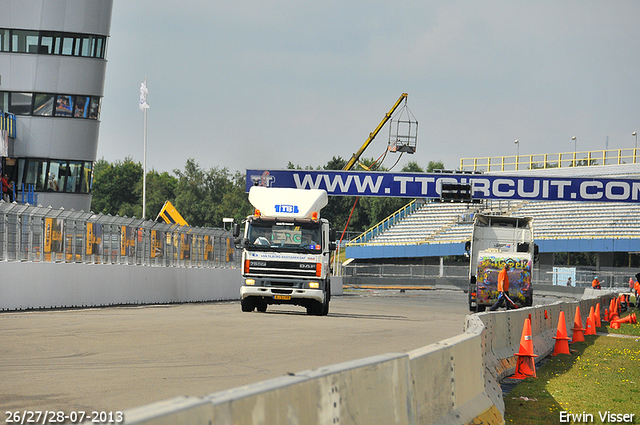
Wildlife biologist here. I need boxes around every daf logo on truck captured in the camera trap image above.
[234,187,336,316]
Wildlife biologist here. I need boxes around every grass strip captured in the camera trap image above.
[504,311,640,424]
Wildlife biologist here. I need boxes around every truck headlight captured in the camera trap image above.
[308,281,320,289]
[245,279,256,285]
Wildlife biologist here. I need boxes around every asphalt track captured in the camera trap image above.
[0,289,565,420]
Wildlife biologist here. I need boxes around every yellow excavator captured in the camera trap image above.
[156,200,188,226]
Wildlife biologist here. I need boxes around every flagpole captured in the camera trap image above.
[143,76,147,220]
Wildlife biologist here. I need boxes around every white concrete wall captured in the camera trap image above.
[0,262,343,311]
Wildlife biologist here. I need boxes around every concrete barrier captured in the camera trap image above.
[117,289,615,425]
[208,353,413,425]
[0,263,343,311]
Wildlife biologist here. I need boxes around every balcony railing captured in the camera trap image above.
[0,110,17,138]
[460,149,640,172]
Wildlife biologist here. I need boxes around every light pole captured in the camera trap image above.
[514,139,519,170]
[633,132,637,164]
[572,136,577,167]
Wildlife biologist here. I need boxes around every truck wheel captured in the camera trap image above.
[307,300,323,316]
[322,285,330,316]
[321,297,329,316]
[256,301,267,313]
[241,298,255,312]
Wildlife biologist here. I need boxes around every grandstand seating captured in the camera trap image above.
[357,199,640,246]
[365,202,472,244]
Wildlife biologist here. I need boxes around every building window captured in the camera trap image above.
[0,28,107,59]
[34,94,55,116]
[55,95,74,117]
[0,29,9,52]
[9,93,33,115]
[0,92,8,111]
[0,91,101,120]
[40,33,55,54]
[74,96,90,118]
[16,158,93,194]
[10,30,39,53]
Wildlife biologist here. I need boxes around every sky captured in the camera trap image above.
[97,1,640,175]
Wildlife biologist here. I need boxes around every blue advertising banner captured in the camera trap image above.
[246,169,640,203]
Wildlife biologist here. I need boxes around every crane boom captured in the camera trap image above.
[343,93,408,171]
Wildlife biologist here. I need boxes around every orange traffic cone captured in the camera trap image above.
[571,306,585,343]
[610,299,619,322]
[612,315,634,326]
[512,318,538,379]
[594,303,602,327]
[609,298,616,316]
[611,321,621,329]
[632,313,638,324]
[552,311,571,356]
[604,308,610,322]
[585,312,596,335]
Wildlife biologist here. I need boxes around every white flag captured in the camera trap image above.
[139,82,150,110]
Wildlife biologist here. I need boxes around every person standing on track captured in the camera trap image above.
[490,263,512,311]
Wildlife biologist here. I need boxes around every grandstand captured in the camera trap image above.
[349,199,640,246]
[344,159,640,279]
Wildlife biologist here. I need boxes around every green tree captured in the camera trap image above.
[402,161,424,172]
[173,159,252,227]
[427,160,445,172]
[90,157,143,216]
[144,170,178,220]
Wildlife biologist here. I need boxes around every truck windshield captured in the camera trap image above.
[247,222,322,252]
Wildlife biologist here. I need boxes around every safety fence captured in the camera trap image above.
[0,201,240,268]
[342,262,637,288]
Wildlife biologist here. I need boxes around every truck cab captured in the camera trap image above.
[235,187,336,316]
[467,214,536,312]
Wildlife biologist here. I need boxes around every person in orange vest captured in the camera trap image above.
[490,263,512,311]
[591,276,601,290]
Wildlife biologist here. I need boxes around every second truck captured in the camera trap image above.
[467,213,537,312]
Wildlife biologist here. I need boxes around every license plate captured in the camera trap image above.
[273,295,291,300]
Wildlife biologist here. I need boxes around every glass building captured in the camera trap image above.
[0,1,114,211]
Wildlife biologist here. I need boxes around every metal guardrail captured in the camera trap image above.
[0,201,240,268]
[460,148,640,172]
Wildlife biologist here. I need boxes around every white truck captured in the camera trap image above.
[234,186,336,315]
[466,213,537,312]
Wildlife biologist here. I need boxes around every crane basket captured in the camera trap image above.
[388,103,418,154]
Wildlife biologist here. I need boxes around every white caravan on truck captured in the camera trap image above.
[234,186,336,316]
